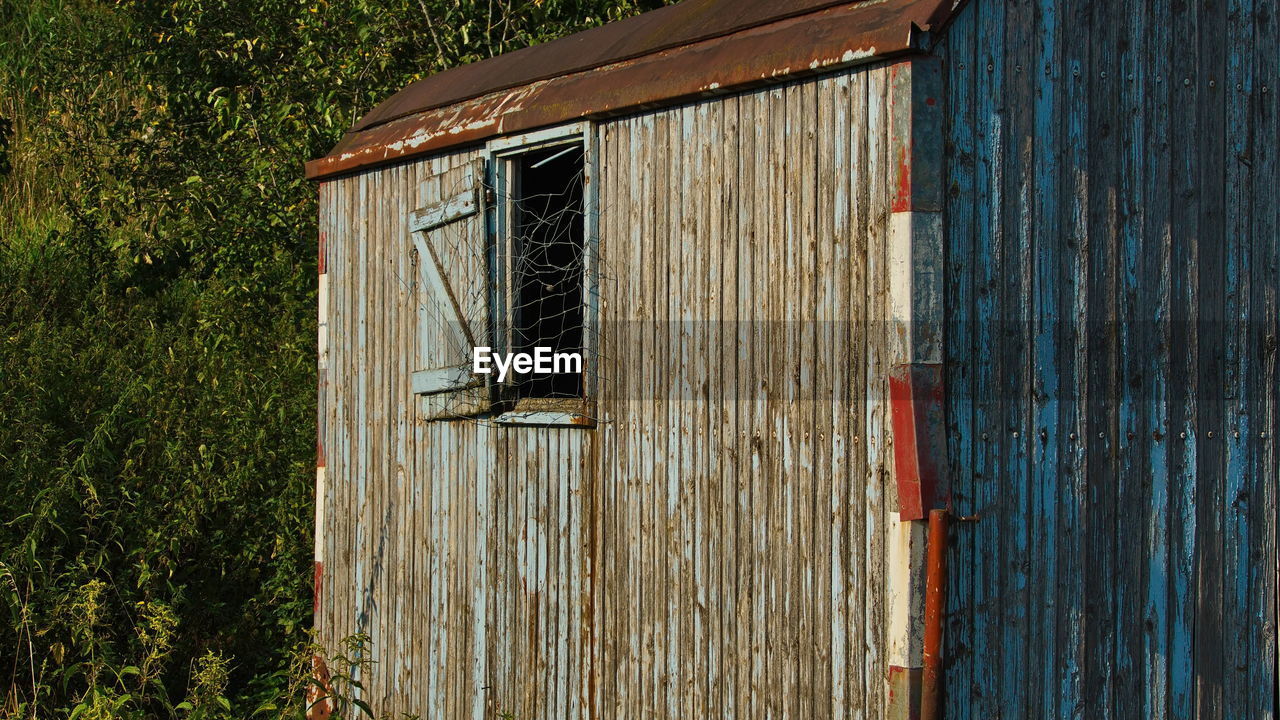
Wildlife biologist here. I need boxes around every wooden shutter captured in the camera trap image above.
[409,158,492,419]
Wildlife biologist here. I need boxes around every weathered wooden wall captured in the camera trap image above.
[937,0,1278,717]
[317,59,909,719]
[592,65,902,719]
[318,151,595,720]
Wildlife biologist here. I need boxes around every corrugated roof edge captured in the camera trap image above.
[306,0,962,180]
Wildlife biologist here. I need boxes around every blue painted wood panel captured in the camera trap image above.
[939,0,1278,717]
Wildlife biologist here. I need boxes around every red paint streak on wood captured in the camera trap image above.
[313,560,324,616]
[892,145,913,212]
[889,363,949,520]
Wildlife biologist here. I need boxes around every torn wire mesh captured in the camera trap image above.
[409,146,602,424]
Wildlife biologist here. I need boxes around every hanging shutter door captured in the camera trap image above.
[410,158,492,419]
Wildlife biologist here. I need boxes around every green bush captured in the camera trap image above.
[0,0,667,716]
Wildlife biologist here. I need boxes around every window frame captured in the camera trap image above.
[485,122,599,427]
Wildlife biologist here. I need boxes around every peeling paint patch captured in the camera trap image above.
[305,654,335,720]
[519,516,548,593]
[843,46,878,62]
[886,664,922,720]
[811,46,878,70]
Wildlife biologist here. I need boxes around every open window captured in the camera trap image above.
[407,125,596,426]
[489,124,597,426]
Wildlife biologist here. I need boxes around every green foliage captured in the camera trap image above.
[0,0,668,716]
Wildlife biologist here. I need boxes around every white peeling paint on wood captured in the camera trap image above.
[883,513,925,669]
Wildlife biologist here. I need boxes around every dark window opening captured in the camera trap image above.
[511,142,585,399]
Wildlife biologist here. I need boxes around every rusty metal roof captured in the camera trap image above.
[307,0,960,180]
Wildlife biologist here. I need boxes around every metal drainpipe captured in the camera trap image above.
[920,509,949,720]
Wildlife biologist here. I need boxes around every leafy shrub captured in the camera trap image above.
[0,0,667,717]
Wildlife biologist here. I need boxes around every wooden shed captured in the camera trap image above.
[306,0,1278,717]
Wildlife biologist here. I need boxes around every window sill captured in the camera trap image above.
[495,399,596,428]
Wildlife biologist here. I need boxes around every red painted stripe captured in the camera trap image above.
[313,560,324,616]
[889,363,949,520]
[892,145,914,213]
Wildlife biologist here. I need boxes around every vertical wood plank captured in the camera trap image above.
[814,72,838,720]
[846,68,871,720]
[718,91,742,720]
[1247,0,1279,708]
[864,66,889,718]
[1139,0,1174,714]
[1193,0,1228,714]
[707,97,723,720]
[1029,0,1064,714]
[938,9,977,717]
[1221,0,1255,715]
